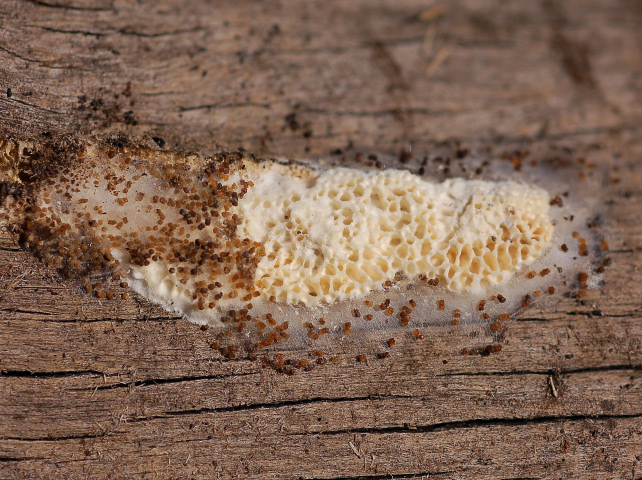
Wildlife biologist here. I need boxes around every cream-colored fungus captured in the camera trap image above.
[241,168,552,306]
[13,147,551,317]
[1,136,607,368]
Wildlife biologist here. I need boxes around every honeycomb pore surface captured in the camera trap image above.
[241,168,553,306]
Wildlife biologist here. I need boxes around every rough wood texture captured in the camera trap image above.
[1,0,641,478]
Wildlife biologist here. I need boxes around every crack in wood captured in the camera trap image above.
[2,97,65,114]
[311,413,642,437]
[0,432,112,442]
[18,315,183,324]
[436,364,642,377]
[1,369,105,378]
[297,471,457,480]
[76,371,258,391]
[29,24,206,38]
[27,0,113,12]
[0,307,56,316]
[0,45,74,72]
[2,363,638,386]
[3,413,638,444]
[0,456,46,462]
[518,312,641,322]
[178,102,270,113]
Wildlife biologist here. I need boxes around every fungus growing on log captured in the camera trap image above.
[0,135,609,371]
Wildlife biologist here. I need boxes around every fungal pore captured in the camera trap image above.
[242,168,552,305]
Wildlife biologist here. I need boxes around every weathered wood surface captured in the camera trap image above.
[1,0,641,478]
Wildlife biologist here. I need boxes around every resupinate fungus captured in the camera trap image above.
[0,134,611,373]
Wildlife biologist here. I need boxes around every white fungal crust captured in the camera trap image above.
[1,135,610,370]
[241,168,553,306]
[1,140,555,315]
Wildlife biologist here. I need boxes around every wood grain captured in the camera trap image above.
[1,0,641,478]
